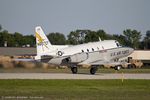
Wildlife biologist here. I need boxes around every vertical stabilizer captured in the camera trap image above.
[35,26,55,55]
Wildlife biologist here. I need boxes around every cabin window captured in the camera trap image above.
[81,50,84,52]
[92,48,94,51]
[87,49,89,52]
[114,52,116,56]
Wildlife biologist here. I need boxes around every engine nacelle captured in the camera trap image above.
[62,53,88,64]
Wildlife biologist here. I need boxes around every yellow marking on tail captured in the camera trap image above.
[35,32,49,50]
[36,32,44,44]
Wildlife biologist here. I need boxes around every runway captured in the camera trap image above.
[0,73,150,79]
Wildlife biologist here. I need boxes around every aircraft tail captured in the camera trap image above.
[35,26,55,56]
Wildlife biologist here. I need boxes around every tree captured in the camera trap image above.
[68,29,114,44]
[75,30,90,44]
[0,25,36,47]
[112,34,126,46]
[67,31,78,45]
[47,33,66,45]
[85,29,116,43]
[22,35,35,47]
[14,32,23,46]
[96,30,109,40]
[85,31,99,43]
[0,30,16,47]
[67,30,89,45]
[123,29,141,49]
[143,30,150,49]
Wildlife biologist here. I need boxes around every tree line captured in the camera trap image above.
[0,25,150,49]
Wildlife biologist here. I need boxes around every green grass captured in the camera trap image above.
[0,80,150,100]
[1,67,150,73]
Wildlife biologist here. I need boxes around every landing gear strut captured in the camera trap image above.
[71,67,78,74]
[90,66,98,75]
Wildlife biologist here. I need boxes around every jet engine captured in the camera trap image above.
[62,52,89,64]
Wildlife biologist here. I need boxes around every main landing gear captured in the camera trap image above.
[90,66,98,75]
[70,65,98,75]
[71,66,78,74]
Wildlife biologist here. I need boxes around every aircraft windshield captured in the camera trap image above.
[115,41,122,47]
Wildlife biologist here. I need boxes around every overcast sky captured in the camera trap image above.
[0,0,150,36]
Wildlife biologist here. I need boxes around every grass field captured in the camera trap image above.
[1,67,150,73]
[0,79,150,100]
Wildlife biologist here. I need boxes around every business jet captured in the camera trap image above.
[34,26,134,74]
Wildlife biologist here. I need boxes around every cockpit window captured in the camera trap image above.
[116,42,119,47]
[115,41,122,47]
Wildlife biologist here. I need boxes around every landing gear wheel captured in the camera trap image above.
[127,64,132,69]
[90,67,98,75]
[127,64,136,69]
[71,67,78,74]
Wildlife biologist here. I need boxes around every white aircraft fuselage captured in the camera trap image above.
[34,26,134,74]
[46,41,133,66]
